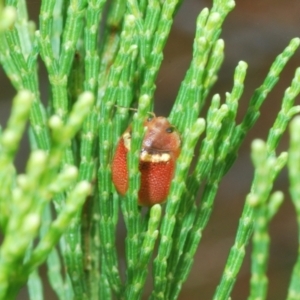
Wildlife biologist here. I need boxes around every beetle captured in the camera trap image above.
[111,116,181,206]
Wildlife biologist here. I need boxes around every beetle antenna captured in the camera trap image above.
[147,111,156,118]
[114,104,138,112]
[114,105,155,118]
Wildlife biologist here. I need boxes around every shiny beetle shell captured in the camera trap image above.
[111,116,181,206]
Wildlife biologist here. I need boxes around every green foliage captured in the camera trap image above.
[0,0,300,299]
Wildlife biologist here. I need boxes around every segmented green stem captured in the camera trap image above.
[98,14,138,297]
[287,117,300,300]
[213,141,287,300]
[170,0,234,131]
[151,118,206,299]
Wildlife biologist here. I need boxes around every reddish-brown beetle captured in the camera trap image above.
[111,116,181,206]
